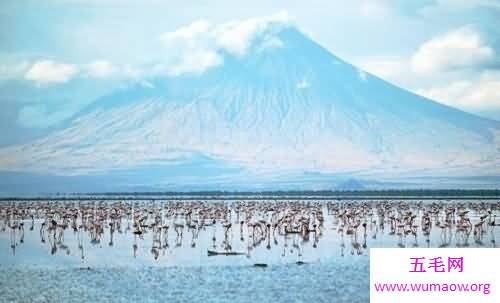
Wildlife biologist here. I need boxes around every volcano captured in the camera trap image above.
[1,20,499,193]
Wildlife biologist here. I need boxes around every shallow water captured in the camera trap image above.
[0,199,498,302]
[0,262,370,303]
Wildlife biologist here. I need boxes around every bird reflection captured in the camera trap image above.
[0,199,498,264]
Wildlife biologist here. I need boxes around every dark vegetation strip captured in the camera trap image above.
[1,189,499,201]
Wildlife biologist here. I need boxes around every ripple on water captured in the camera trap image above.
[0,262,369,303]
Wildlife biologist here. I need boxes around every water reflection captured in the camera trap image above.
[1,199,498,265]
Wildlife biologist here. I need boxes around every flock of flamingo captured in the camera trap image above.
[1,199,498,263]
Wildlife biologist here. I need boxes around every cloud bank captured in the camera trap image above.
[23,60,125,85]
[417,71,500,110]
[160,10,292,76]
[411,26,495,74]
[24,60,79,84]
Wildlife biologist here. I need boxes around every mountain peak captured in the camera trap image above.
[160,11,299,76]
[0,12,499,191]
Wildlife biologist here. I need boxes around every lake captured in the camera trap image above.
[0,198,498,302]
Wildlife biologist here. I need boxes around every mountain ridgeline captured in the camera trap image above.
[0,26,499,192]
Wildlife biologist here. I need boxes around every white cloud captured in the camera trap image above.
[84,60,117,78]
[24,60,79,84]
[159,11,292,76]
[160,20,222,76]
[411,26,495,74]
[416,71,500,110]
[161,20,222,76]
[214,10,291,56]
[355,53,500,114]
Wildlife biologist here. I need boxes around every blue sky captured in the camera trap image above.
[1,0,500,136]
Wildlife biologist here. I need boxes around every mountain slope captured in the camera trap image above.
[0,26,499,189]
